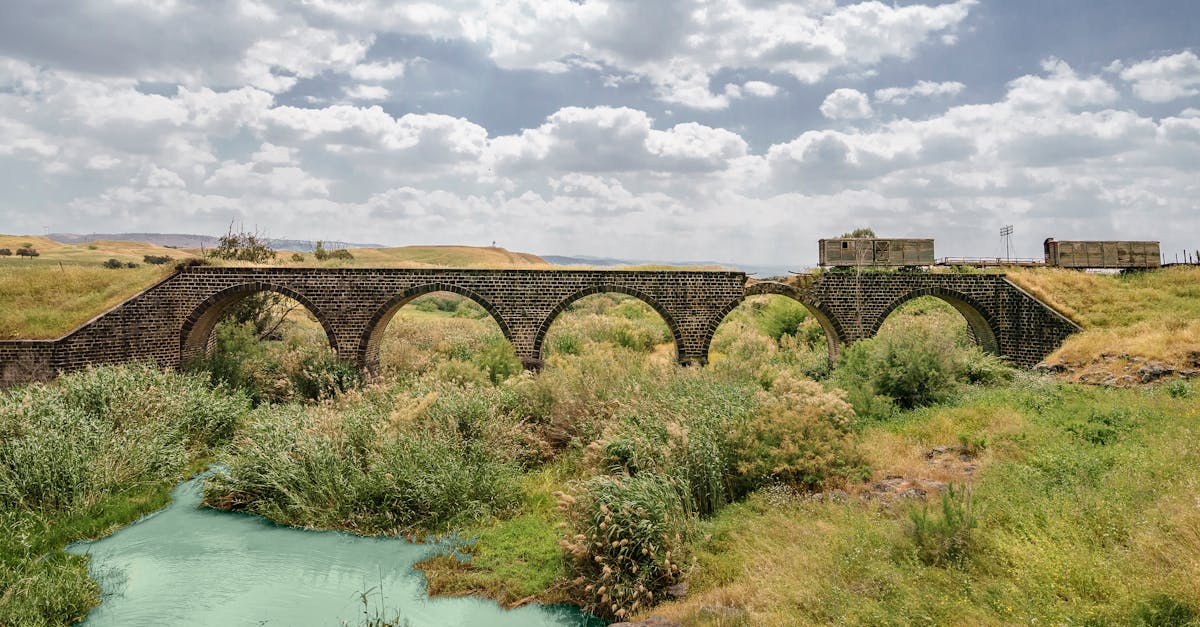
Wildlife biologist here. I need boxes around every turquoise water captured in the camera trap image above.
[66,472,603,626]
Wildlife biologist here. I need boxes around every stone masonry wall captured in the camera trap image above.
[0,267,1079,386]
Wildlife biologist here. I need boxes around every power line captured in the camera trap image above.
[1000,225,1013,262]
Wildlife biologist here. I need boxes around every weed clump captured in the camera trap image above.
[909,484,977,567]
[557,474,692,621]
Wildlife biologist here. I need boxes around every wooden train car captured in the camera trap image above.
[819,238,935,267]
[1043,238,1160,269]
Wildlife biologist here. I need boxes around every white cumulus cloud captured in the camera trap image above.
[820,88,873,119]
[1116,50,1200,102]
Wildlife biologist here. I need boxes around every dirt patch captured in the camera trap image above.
[1037,351,1200,388]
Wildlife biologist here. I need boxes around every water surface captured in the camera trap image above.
[67,472,603,626]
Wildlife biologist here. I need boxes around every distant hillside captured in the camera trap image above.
[332,245,546,268]
[541,254,797,277]
[48,232,383,253]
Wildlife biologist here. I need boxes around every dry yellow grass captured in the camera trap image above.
[856,405,1028,485]
[1007,266,1200,381]
[0,264,176,339]
[0,235,198,266]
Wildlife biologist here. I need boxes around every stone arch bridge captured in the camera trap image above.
[0,266,1079,385]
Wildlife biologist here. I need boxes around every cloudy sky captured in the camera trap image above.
[1,0,1197,265]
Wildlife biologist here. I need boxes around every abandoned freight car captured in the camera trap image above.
[819,238,935,267]
[1043,238,1161,269]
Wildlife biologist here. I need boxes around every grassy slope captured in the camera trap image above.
[1007,266,1200,382]
[0,235,192,339]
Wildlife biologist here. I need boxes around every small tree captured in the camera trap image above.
[102,258,123,269]
[331,248,354,260]
[207,224,276,264]
[143,255,172,265]
[841,227,877,238]
[290,252,304,262]
[0,248,11,256]
[16,243,39,257]
[313,241,328,261]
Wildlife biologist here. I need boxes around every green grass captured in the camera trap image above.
[648,378,1200,626]
[418,465,571,606]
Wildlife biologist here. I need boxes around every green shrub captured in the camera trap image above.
[1131,594,1196,627]
[474,336,521,385]
[759,298,809,341]
[550,332,582,356]
[1163,379,1191,399]
[557,473,693,621]
[189,320,360,404]
[205,397,521,533]
[142,254,172,265]
[909,484,977,567]
[837,329,955,410]
[292,351,362,400]
[101,258,123,269]
[730,372,867,493]
[0,248,11,256]
[1066,408,1133,445]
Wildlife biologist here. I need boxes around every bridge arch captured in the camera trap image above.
[359,282,514,374]
[179,283,339,365]
[871,287,1000,355]
[703,281,845,363]
[533,284,684,364]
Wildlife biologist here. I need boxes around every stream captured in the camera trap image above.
[66,470,604,626]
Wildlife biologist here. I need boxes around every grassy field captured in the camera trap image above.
[650,378,1200,626]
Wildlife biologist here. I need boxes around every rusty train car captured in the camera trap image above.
[1043,238,1160,269]
[819,238,935,267]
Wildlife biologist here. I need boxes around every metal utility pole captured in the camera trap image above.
[1000,225,1014,262]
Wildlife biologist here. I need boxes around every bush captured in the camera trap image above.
[101,258,123,269]
[208,226,275,263]
[331,248,354,260]
[190,321,360,404]
[142,255,172,265]
[291,351,362,401]
[205,396,522,533]
[909,484,977,567]
[474,336,521,385]
[730,372,867,493]
[759,298,810,341]
[557,473,693,621]
[1130,594,1196,627]
[1163,379,1191,399]
[0,248,11,256]
[290,252,304,262]
[15,244,39,257]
